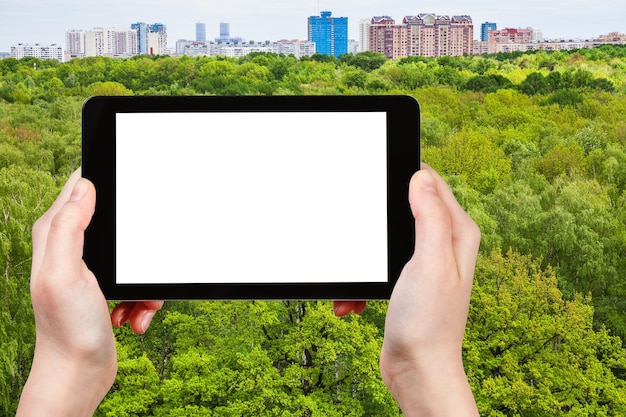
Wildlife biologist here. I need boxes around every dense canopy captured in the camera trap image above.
[1,46,626,415]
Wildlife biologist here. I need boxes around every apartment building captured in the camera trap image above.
[368,16,409,59]
[66,28,138,58]
[66,23,166,59]
[366,13,474,59]
[10,43,63,62]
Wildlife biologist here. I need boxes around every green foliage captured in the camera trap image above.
[2,46,626,415]
[89,81,133,96]
[543,89,585,107]
[423,128,511,192]
[467,251,626,416]
[341,68,367,89]
[0,166,58,414]
[339,52,387,72]
[464,74,513,93]
[99,301,395,416]
[537,143,585,180]
[519,71,551,95]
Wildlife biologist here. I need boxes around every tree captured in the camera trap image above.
[519,72,551,95]
[339,52,386,72]
[99,301,395,416]
[395,62,437,90]
[423,127,511,192]
[96,344,160,417]
[88,81,133,96]
[341,69,367,89]
[464,74,513,93]
[0,166,58,415]
[536,143,585,180]
[543,89,584,107]
[466,251,626,416]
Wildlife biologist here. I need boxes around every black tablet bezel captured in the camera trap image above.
[82,95,420,300]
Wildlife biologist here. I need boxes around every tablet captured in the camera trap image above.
[82,95,420,300]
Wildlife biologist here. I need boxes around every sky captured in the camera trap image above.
[1,0,625,52]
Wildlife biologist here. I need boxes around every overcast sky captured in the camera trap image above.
[1,0,625,52]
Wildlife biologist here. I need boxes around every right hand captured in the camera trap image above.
[380,164,480,416]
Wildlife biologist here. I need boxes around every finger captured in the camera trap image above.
[31,179,97,300]
[31,168,83,278]
[353,300,367,314]
[420,164,480,281]
[128,303,160,334]
[420,164,471,227]
[333,301,352,317]
[408,169,456,275]
[333,300,367,317]
[112,301,163,329]
[111,302,133,327]
[142,300,164,310]
[35,178,96,289]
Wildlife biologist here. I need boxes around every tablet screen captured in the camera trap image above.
[115,112,387,284]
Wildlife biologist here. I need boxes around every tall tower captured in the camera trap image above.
[220,22,230,41]
[307,11,348,57]
[196,22,206,42]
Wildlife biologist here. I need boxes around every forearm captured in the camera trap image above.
[17,348,116,417]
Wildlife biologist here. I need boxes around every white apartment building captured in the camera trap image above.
[176,40,315,59]
[10,43,63,62]
[176,40,208,56]
[277,40,316,58]
[67,28,138,58]
[83,28,138,57]
[213,43,275,58]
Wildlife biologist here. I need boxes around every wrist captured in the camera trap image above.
[17,345,116,417]
[380,348,478,417]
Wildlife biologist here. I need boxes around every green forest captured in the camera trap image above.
[1,46,626,416]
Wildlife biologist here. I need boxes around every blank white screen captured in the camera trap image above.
[116,112,387,284]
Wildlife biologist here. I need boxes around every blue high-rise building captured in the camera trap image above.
[481,22,497,42]
[131,22,148,54]
[308,11,348,58]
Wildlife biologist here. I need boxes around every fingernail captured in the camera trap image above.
[70,178,88,201]
[141,310,156,333]
[417,170,437,193]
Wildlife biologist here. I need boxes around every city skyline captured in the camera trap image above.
[1,0,625,52]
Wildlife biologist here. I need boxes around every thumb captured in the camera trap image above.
[407,169,454,265]
[41,178,96,280]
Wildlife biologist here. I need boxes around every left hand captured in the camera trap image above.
[17,169,162,416]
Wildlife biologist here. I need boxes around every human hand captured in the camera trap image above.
[380,164,480,416]
[17,169,162,417]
